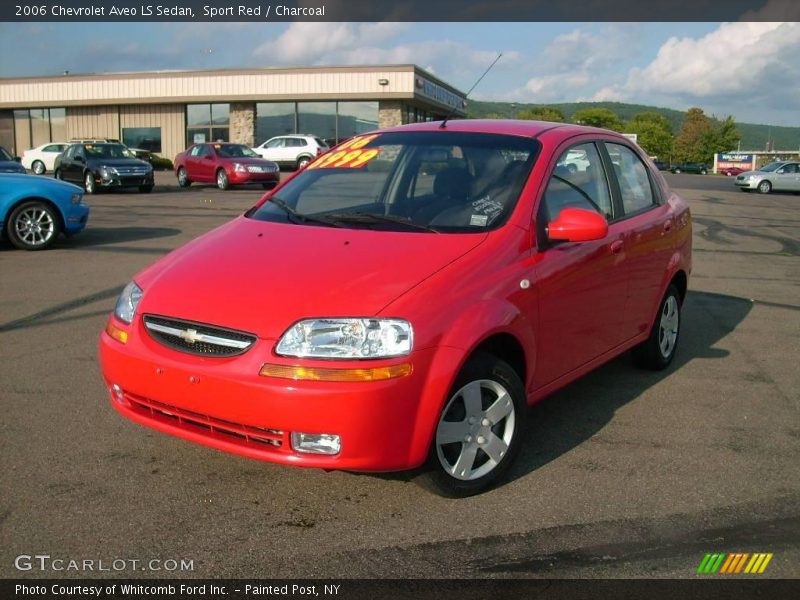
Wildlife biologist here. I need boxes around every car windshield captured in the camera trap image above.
[215,144,259,158]
[247,131,539,233]
[84,144,135,159]
[0,147,13,161]
[759,162,784,172]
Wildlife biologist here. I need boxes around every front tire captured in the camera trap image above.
[633,284,681,370]
[673,168,681,174]
[297,156,311,170]
[216,169,229,190]
[84,171,97,194]
[32,160,46,175]
[54,168,63,180]
[419,353,526,497]
[757,180,772,194]
[6,200,61,250]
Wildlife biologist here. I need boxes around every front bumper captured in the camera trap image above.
[99,315,463,471]
[63,203,90,234]
[735,178,759,189]
[228,169,279,185]
[97,172,154,189]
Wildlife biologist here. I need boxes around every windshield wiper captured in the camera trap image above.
[268,196,342,228]
[321,211,440,233]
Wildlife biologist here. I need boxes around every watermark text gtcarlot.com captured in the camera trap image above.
[14,554,195,572]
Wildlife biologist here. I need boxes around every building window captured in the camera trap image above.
[186,103,230,147]
[122,127,162,152]
[50,108,66,142]
[297,102,336,147]
[255,102,296,145]
[337,101,379,140]
[11,107,68,154]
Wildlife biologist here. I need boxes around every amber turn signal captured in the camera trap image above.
[259,363,412,382]
[105,321,129,344]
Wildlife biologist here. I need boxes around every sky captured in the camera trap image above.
[0,17,798,127]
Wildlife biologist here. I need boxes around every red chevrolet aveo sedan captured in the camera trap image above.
[100,120,691,496]
[174,142,280,190]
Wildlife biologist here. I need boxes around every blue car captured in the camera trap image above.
[0,145,27,174]
[1,173,90,250]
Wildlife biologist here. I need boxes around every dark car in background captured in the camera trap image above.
[55,143,154,194]
[670,162,708,175]
[174,143,279,190]
[0,146,27,174]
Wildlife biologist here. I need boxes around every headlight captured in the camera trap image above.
[234,163,246,173]
[276,318,413,359]
[101,166,118,178]
[114,281,143,324]
[70,193,82,205]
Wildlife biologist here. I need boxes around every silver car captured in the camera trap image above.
[735,161,800,194]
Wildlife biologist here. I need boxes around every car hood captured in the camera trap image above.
[135,217,487,339]
[0,172,82,191]
[87,158,151,168]
[0,161,26,173]
[737,170,762,177]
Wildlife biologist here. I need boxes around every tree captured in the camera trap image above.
[674,107,713,162]
[715,116,742,152]
[485,112,506,120]
[571,107,623,131]
[675,108,742,163]
[625,112,674,159]
[516,107,565,123]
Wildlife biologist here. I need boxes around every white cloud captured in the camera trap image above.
[253,22,409,64]
[603,19,800,123]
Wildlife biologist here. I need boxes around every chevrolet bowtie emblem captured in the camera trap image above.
[179,328,200,344]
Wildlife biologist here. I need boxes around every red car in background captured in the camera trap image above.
[720,166,746,177]
[174,143,280,190]
[101,120,691,497]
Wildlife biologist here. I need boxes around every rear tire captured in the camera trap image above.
[418,353,526,497]
[177,167,191,187]
[633,284,682,370]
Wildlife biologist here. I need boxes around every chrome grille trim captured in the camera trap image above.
[144,321,251,349]
[143,314,257,357]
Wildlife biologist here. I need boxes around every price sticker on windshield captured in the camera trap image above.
[306,134,381,170]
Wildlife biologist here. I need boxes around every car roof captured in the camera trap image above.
[377,119,622,141]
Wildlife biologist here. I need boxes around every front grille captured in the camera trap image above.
[115,166,151,175]
[125,393,285,449]
[143,315,256,357]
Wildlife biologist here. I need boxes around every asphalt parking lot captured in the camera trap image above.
[1,172,798,579]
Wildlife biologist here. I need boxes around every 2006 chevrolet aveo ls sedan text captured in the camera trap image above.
[99,120,691,496]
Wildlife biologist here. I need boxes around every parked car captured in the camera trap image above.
[21,142,70,175]
[1,173,89,250]
[55,143,154,194]
[652,160,669,171]
[0,146,27,174]
[734,161,800,194]
[719,166,746,177]
[252,135,329,169]
[100,120,692,497]
[670,162,708,174]
[130,148,174,171]
[174,143,280,190]
[557,148,590,172]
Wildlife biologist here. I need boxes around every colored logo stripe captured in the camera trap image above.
[698,553,773,574]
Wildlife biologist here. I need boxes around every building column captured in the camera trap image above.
[378,100,404,129]
[230,102,256,146]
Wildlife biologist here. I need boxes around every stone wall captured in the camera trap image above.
[229,102,255,146]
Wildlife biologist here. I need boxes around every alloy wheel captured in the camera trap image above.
[14,206,55,248]
[658,295,679,358]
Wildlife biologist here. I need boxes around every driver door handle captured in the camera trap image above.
[610,240,624,254]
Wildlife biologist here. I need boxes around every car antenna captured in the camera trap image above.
[439,52,502,129]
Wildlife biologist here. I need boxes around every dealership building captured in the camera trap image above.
[0,65,467,160]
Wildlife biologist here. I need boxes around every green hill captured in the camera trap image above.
[468,100,800,151]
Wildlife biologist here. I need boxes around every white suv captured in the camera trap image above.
[252,135,329,169]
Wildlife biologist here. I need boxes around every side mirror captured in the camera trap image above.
[13,156,21,163]
[75,155,85,162]
[776,169,785,174]
[547,207,608,243]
